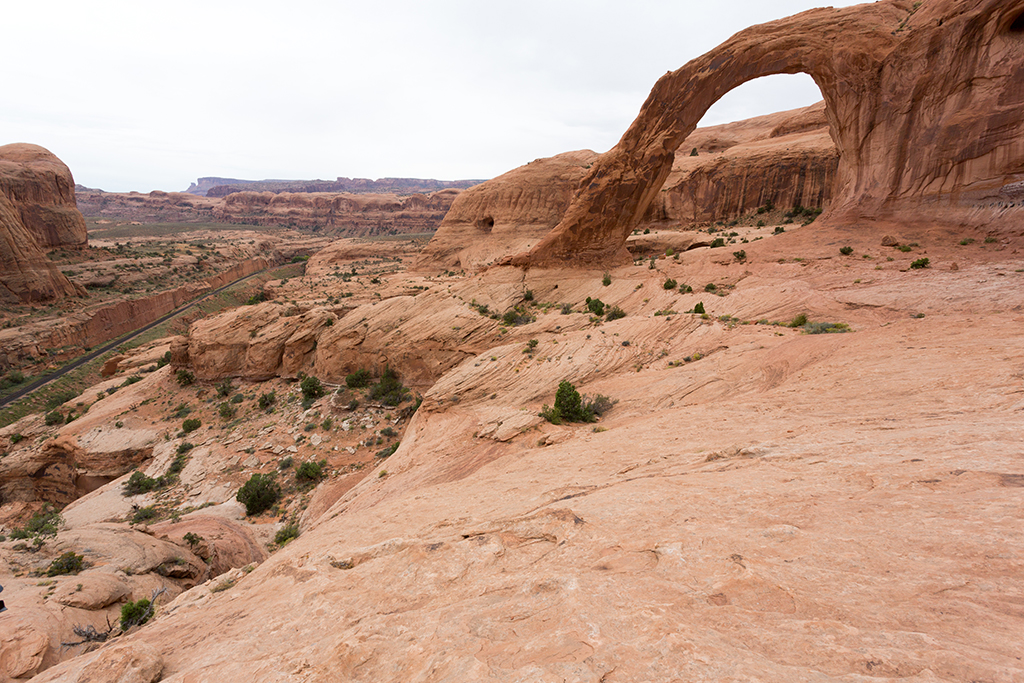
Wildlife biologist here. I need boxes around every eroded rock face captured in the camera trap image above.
[0,144,85,303]
[504,0,1024,266]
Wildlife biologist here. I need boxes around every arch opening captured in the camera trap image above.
[697,73,825,129]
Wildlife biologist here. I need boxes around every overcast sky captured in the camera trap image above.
[5,1,864,193]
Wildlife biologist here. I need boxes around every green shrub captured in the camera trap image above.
[275,523,300,546]
[602,272,612,286]
[368,366,408,406]
[278,456,294,470]
[380,426,397,438]
[10,506,62,539]
[663,278,677,290]
[376,442,399,459]
[605,306,626,321]
[175,369,195,386]
[910,258,930,269]
[774,226,785,234]
[347,399,360,411]
[543,380,597,424]
[45,390,78,410]
[898,244,913,252]
[10,433,23,444]
[321,417,333,430]
[230,394,243,404]
[790,313,808,328]
[123,471,160,496]
[46,551,85,576]
[295,460,325,486]
[45,411,64,426]
[840,246,854,255]
[218,402,236,420]
[216,379,233,397]
[585,298,605,317]
[157,351,172,369]
[131,506,158,524]
[236,473,280,516]
[121,375,142,387]
[501,306,534,326]
[560,303,573,315]
[345,369,371,388]
[120,598,152,631]
[693,302,705,314]
[733,250,746,261]
[803,321,851,334]
[300,375,324,401]
[177,442,194,455]
[258,392,276,410]
[183,532,203,550]
[182,418,201,433]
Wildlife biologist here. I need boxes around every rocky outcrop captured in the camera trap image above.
[502,0,1024,266]
[0,144,86,302]
[77,187,463,237]
[417,107,837,271]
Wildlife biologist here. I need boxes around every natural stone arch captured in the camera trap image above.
[506,0,1024,267]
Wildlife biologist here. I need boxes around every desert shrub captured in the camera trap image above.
[663,278,677,290]
[790,313,808,328]
[523,289,534,301]
[840,246,854,255]
[121,375,142,387]
[275,523,300,546]
[583,394,616,416]
[368,366,408,406]
[175,369,195,386]
[172,403,191,419]
[182,418,201,433]
[183,532,203,550]
[295,460,325,486]
[376,442,400,458]
[803,321,851,334]
[10,506,62,539]
[131,506,158,524]
[216,379,233,397]
[774,226,785,234]
[123,471,160,496]
[230,394,243,404]
[300,375,324,400]
[347,399,360,411]
[236,473,280,516]
[258,392,276,410]
[501,306,534,326]
[560,303,573,315]
[380,426,397,438]
[345,369,371,388]
[585,298,605,317]
[898,244,913,252]
[45,410,64,426]
[542,380,597,424]
[605,306,626,321]
[693,302,705,314]
[278,456,294,470]
[602,272,612,286]
[733,250,746,261]
[157,351,172,369]
[910,258,930,269]
[10,433,23,444]
[46,551,85,576]
[45,390,78,410]
[120,598,152,631]
[321,417,333,430]
[218,403,235,420]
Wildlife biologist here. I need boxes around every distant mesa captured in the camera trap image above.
[186,176,486,197]
[0,143,87,303]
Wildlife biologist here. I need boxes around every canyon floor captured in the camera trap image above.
[1,216,1023,682]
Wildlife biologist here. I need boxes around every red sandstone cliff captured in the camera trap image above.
[0,144,86,303]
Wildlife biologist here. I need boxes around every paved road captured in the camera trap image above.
[0,268,267,411]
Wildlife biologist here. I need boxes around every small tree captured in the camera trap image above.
[120,598,152,631]
[300,375,324,401]
[236,473,280,516]
[345,369,371,388]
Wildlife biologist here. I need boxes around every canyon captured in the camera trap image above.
[1,0,1023,680]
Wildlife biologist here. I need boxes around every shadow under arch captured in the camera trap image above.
[504,0,1024,268]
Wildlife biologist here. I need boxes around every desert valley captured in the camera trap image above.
[1,0,1023,680]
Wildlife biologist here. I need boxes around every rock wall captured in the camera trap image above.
[77,187,463,237]
[0,144,86,302]
[504,0,1024,266]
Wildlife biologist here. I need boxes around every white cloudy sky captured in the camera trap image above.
[5,0,863,192]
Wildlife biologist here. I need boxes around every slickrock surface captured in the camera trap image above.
[18,214,1024,682]
[509,0,1024,266]
[0,144,86,303]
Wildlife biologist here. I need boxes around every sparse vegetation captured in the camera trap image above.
[840,246,854,255]
[175,369,195,386]
[182,418,201,433]
[295,460,326,487]
[586,298,605,317]
[345,368,371,388]
[663,278,677,290]
[910,258,930,269]
[605,306,626,321]
[46,551,85,576]
[120,598,153,631]
[300,375,325,401]
[602,272,612,286]
[274,523,300,546]
[258,392,276,410]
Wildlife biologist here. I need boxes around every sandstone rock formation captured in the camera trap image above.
[0,144,86,302]
[418,106,838,270]
[501,0,1024,266]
